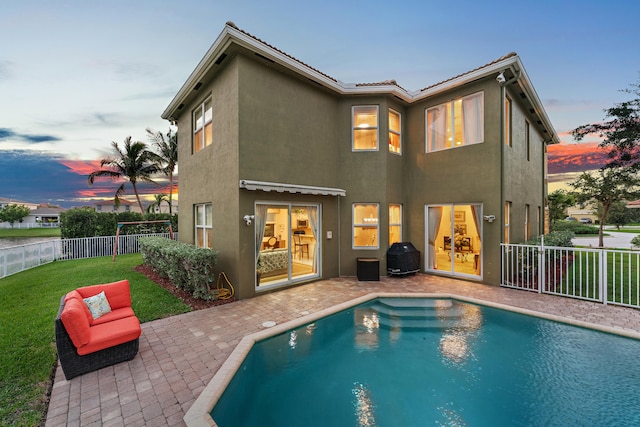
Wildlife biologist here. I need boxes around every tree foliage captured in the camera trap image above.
[547,189,575,227]
[0,204,31,226]
[572,78,640,170]
[569,168,640,247]
[60,208,177,238]
[88,136,162,213]
[146,127,178,214]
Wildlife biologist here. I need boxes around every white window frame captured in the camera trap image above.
[352,203,379,249]
[388,108,402,155]
[389,203,402,245]
[504,201,511,244]
[193,96,212,153]
[425,91,484,152]
[505,95,512,147]
[352,105,379,151]
[195,203,213,248]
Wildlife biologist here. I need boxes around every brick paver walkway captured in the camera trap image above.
[45,274,640,426]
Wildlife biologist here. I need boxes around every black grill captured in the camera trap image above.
[387,242,420,276]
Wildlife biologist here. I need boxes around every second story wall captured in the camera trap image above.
[237,54,340,188]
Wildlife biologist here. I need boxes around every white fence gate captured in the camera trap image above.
[0,233,177,279]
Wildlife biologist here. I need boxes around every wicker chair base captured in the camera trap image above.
[55,296,140,380]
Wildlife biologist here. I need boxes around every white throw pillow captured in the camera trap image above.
[83,291,112,320]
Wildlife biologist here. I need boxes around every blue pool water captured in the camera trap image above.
[211,298,640,426]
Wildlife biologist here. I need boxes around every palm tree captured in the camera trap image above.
[147,193,170,213]
[146,127,178,214]
[88,136,161,213]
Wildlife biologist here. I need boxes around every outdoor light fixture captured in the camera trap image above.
[496,72,506,84]
[483,215,496,223]
[243,215,254,225]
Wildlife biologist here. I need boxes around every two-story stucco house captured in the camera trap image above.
[162,22,559,300]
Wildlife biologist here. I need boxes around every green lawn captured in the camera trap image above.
[551,250,640,305]
[0,228,61,238]
[0,253,191,426]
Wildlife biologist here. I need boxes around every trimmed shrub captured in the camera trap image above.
[551,220,599,235]
[61,208,177,238]
[631,235,640,249]
[139,236,217,300]
[525,230,574,247]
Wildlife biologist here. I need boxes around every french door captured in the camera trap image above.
[426,204,482,278]
[255,203,320,289]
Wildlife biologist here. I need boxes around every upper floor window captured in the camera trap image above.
[388,109,401,154]
[389,204,402,245]
[352,106,378,151]
[353,203,379,248]
[505,95,512,147]
[195,203,213,248]
[193,97,212,153]
[426,92,484,152]
[525,120,530,160]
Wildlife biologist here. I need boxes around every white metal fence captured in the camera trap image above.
[0,223,59,229]
[501,243,640,309]
[0,233,177,279]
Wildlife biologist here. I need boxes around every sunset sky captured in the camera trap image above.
[1,0,639,208]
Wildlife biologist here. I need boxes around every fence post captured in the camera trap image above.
[537,235,545,293]
[600,249,607,305]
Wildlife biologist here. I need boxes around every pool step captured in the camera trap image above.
[368,298,471,330]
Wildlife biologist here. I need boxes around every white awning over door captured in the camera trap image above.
[239,180,346,197]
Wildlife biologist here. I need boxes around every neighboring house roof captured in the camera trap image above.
[31,207,65,215]
[162,22,559,145]
[0,196,37,208]
[94,199,133,206]
[627,200,640,209]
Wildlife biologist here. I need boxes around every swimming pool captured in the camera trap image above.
[189,295,640,426]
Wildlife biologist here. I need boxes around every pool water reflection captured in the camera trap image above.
[209,297,640,426]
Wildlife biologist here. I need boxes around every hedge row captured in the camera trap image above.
[60,207,178,238]
[139,236,217,300]
[551,220,599,235]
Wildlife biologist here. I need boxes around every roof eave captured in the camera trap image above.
[163,26,559,144]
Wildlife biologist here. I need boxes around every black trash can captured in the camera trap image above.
[387,242,420,276]
[357,258,379,281]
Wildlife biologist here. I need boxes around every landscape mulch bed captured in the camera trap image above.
[134,264,236,310]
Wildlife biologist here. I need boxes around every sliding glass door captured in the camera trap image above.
[255,203,320,289]
[426,204,482,278]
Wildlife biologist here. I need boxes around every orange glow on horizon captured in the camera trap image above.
[547,142,609,174]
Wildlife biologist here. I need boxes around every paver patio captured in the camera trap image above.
[45,274,640,426]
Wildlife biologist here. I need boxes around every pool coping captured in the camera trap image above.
[183,292,640,426]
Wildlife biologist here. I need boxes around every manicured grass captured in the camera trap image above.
[553,250,640,305]
[0,253,191,426]
[0,228,61,238]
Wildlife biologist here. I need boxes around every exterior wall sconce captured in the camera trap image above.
[243,215,254,225]
[483,215,496,223]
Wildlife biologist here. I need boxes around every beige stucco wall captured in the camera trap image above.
[224,54,342,298]
[174,51,549,297]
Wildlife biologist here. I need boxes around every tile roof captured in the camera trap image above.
[355,79,408,91]
[225,21,338,83]
[420,52,518,92]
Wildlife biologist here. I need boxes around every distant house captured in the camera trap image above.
[26,205,65,225]
[147,200,179,214]
[0,197,38,211]
[0,197,64,226]
[162,22,559,300]
[94,199,142,214]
